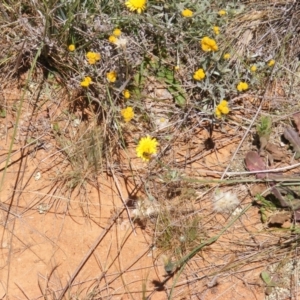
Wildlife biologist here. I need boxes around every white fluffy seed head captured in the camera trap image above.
[115,37,128,48]
[131,198,160,219]
[212,190,240,213]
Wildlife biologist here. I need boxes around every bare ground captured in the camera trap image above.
[0,81,299,300]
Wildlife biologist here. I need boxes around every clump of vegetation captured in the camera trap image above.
[256,116,272,149]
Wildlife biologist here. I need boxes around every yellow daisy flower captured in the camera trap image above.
[215,100,230,117]
[223,53,230,60]
[136,136,159,161]
[250,65,257,72]
[220,105,229,114]
[109,35,118,44]
[218,10,226,16]
[121,107,134,122]
[68,44,75,51]
[80,76,92,88]
[181,9,193,17]
[107,71,117,83]
[201,36,218,52]
[213,26,220,35]
[113,28,122,37]
[219,100,228,108]
[123,89,131,99]
[237,81,249,92]
[125,0,147,14]
[268,59,275,67]
[215,107,222,118]
[193,68,206,81]
[86,52,101,64]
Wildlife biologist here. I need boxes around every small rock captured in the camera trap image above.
[268,212,291,227]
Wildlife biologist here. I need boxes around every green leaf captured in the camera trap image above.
[255,194,277,209]
[164,69,174,81]
[260,208,268,223]
[149,60,159,69]
[0,109,6,118]
[174,93,186,107]
[261,271,272,284]
[52,122,60,133]
[261,271,276,287]
[256,116,272,138]
[167,86,186,107]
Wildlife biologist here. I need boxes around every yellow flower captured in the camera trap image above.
[121,107,134,122]
[213,26,220,35]
[219,100,228,108]
[250,65,257,72]
[193,68,206,81]
[113,28,122,37]
[220,106,229,114]
[181,9,193,17]
[174,65,180,70]
[107,71,117,83]
[68,44,75,51]
[268,59,275,67]
[80,76,92,88]
[201,36,218,52]
[215,100,230,117]
[223,53,230,60]
[125,0,146,14]
[109,35,118,44]
[86,52,101,64]
[237,81,249,92]
[215,107,222,118]
[136,136,159,161]
[123,89,131,99]
[218,10,226,16]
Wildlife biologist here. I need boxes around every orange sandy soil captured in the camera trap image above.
[0,85,276,300]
